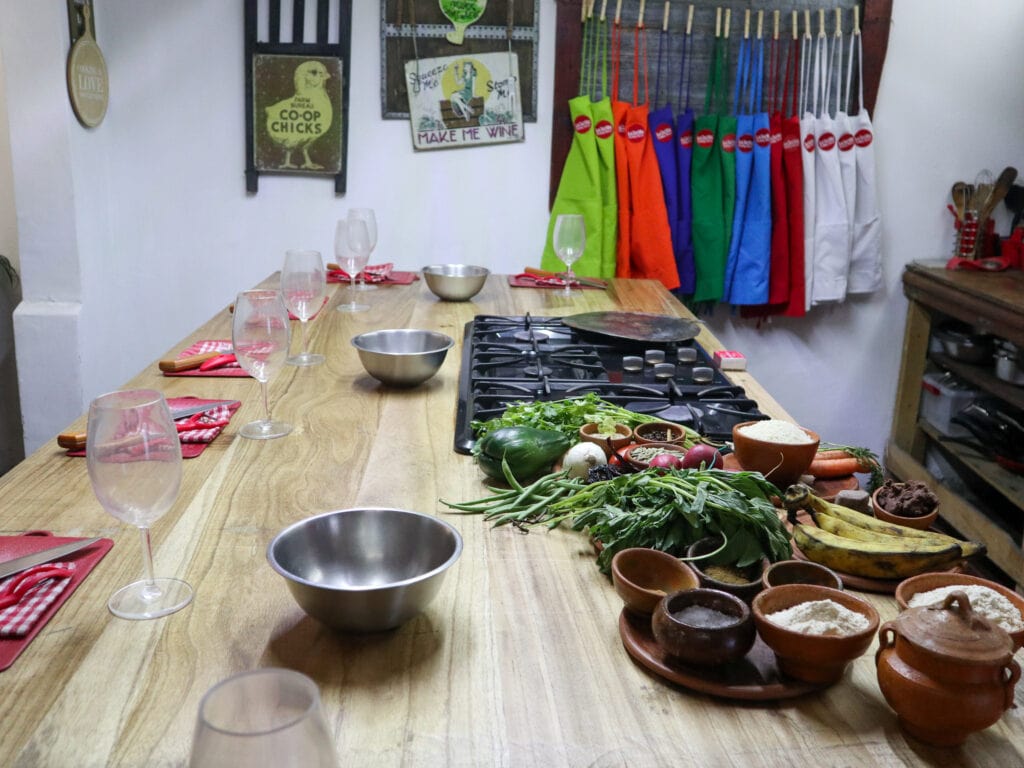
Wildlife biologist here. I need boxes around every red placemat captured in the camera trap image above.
[0,533,114,671]
[508,274,604,290]
[162,340,249,378]
[327,262,419,285]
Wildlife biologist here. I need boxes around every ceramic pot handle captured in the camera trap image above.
[875,622,896,664]
[1002,660,1021,710]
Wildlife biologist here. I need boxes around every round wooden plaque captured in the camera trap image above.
[66,7,108,128]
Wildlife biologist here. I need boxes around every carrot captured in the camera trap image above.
[808,449,870,478]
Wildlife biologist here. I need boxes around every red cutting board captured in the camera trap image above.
[0,532,114,671]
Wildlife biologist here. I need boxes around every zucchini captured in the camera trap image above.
[474,426,572,482]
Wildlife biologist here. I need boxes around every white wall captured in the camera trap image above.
[2,0,1023,461]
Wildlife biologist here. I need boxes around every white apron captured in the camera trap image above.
[799,31,817,310]
[846,26,882,294]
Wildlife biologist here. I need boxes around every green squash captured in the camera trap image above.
[474,426,572,482]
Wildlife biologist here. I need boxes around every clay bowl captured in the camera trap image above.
[761,559,843,591]
[632,421,690,446]
[686,536,767,604]
[651,588,756,666]
[579,422,632,458]
[752,584,880,685]
[871,485,939,531]
[610,547,700,616]
[731,420,820,490]
[622,441,688,471]
[894,572,1024,651]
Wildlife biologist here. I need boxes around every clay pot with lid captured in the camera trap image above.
[875,590,1021,747]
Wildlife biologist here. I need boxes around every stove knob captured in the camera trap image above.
[677,346,698,364]
[692,366,714,384]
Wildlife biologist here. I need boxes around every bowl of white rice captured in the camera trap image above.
[731,419,820,491]
[895,572,1024,651]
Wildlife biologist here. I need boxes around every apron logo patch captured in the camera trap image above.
[721,133,736,152]
[679,130,694,148]
[817,132,836,151]
[783,136,801,151]
[617,121,627,135]
[595,120,613,139]
[756,128,771,147]
[803,133,816,152]
[626,123,646,143]
[738,134,754,152]
[655,123,673,142]
[855,128,874,147]
[574,115,592,134]
[838,133,855,151]
[696,129,714,148]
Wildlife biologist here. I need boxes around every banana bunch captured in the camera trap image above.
[782,484,986,580]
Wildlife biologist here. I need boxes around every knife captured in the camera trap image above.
[0,537,101,580]
[523,266,608,289]
[158,350,225,373]
[56,399,239,451]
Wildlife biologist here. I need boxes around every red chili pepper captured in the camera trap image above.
[198,353,236,371]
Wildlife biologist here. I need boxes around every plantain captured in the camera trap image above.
[791,523,966,580]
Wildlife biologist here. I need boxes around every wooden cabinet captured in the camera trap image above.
[887,263,1024,587]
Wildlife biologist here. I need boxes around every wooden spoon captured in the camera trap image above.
[978,166,1018,222]
[951,181,968,221]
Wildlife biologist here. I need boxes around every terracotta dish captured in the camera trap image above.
[651,589,756,666]
[761,559,843,591]
[871,484,939,531]
[632,421,690,445]
[731,421,820,490]
[611,548,699,615]
[686,536,766,603]
[579,422,632,457]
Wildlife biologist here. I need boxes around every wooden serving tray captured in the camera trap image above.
[618,610,824,701]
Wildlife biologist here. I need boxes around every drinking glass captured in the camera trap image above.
[232,290,293,439]
[281,249,326,367]
[347,208,378,292]
[553,213,586,296]
[334,219,369,313]
[86,389,193,620]
[189,668,338,768]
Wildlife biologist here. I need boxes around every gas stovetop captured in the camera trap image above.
[454,314,768,454]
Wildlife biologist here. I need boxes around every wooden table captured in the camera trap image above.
[1,276,1021,767]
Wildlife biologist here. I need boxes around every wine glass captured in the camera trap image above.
[189,668,338,768]
[553,214,586,296]
[232,290,293,440]
[347,208,378,292]
[281,249,326,367]
[334,219,369,313]
[86,389,193,620]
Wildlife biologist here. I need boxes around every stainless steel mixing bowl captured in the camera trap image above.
[422,264,489,301]
[350,329,454,386]
[267,508,463,632]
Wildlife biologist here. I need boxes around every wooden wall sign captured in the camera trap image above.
[66,1,108,128]
[244,0,353,195]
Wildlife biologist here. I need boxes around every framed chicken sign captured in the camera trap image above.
[252,54,344,175]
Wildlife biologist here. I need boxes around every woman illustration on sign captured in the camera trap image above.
[450,60,478,121]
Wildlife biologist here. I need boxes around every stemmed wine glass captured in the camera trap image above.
[232,290,292,439]
[281,250,326,367]
[334,219,369,313]
[553,213,586,297]
[347,208,378,292]
[189,669,338,768]
[86,389,193,620]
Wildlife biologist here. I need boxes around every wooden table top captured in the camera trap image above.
[1,276,1021,766]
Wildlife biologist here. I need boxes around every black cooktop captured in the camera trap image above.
[454,315,767,454]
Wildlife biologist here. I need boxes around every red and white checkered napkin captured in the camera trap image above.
[180,340,238,366]
[0,562,76,638]
[327,263,394,283]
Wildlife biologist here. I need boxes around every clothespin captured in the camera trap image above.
[854,5,861,36]
[715,7,721,38]
[686,4,694,36]
[614,0,622,26]
[662,1,670,33]
[834,7,842,37]
[804,10,811,40]
[773,10,779,41]
[817,8,825,38]
[757,10,764,40]
[600,0,608,22]
[724,8,731,38]
[743,9,750,40]
[637,0,646,29]
[792,10,798,41]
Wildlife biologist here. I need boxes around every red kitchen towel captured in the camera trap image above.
[163,340,249,378]
[327,263,419,285]
[0,534,113,671]
[66,397,242,459]
[0,562,76,637]
[508,274,603,290]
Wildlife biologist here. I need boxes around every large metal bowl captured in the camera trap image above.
[422,264,489,301]
[351,329,454,386]
[267,508,463,632]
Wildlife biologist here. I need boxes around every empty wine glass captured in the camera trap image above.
[334,219,369,313]
[232,290,292,440]
[281,249,326,367]
[189,668,338,768]
[553,214,586,297]
[86,389,193,620]
[347,208,378,292]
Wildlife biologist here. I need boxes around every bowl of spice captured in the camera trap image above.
[732,420,820,490]
[871,480,939,530]
[611,547,700,616]
[894,572,1024,651]
[686,535,767,603]
[752,584,880,684]
[651,588,756,666]
[579,421,632,458]
[633,421,690,446]
[622,442,689,471]
[761,559,843,591]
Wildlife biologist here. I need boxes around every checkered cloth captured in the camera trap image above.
[327,263,394,283]
[179,340,238,367]
[0,562,75,638]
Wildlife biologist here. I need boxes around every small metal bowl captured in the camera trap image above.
[267,508,463,633]
[933,328,993,364]
[422,264,490,301]
[351,329,454,387]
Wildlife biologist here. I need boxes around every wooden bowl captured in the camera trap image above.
[611,548,700,616]
[622,442,688,471]
[871,485,939,531]
[632,421,690,445]
[762,559,843,591]
[651,588,756,666]
[894,572,1024,651]
[752,584,880,684]
[579,422,632,458]
[731,421,820,490]
[686,536,766,604]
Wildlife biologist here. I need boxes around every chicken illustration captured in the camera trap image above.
[264,60,333,170]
